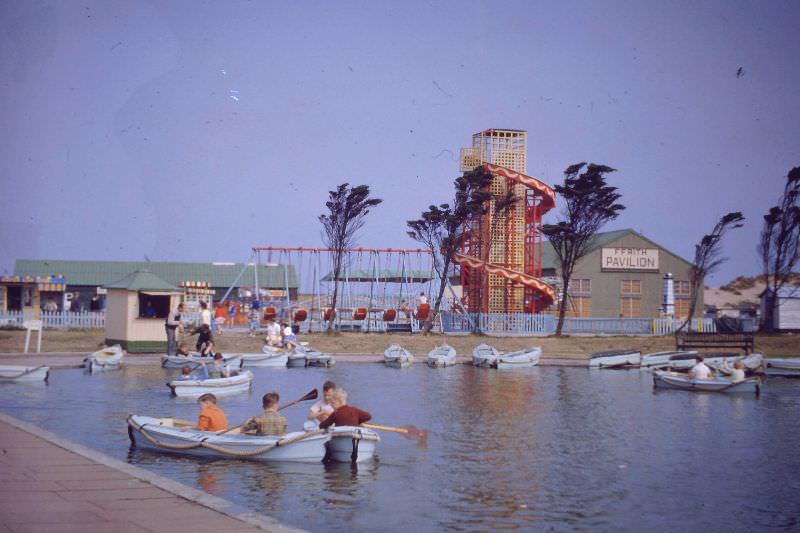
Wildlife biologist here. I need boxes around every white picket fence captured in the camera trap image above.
[0,311,106,329]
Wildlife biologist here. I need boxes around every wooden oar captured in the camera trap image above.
[216,388,318,435]
[362,423,427,442]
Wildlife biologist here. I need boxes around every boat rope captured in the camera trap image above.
[130,418,327,457]
[0,365,47,379]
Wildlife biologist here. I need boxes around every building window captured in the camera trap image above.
[567,279,592,317]
[674,280,690,318]
[621,280,641,317]
[138,293,170,319]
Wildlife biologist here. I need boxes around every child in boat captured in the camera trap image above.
[176,343,191,356]
[242,392,286,436]
[207,353,231,379]
[266,319,282,346]
[730,360,746,382]
[319,388,371,429]
[688,355,713,380]
[193,393,227,432]
[176,363,208,381]
[199,340,216,358]
[281,322,298,350]
[307,381,336,424]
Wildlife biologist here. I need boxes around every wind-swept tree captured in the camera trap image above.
[541,163,625,336]
[680,212,746,332]
[758,166,800,331]
[319,183,382,331]
[406,168,493,333]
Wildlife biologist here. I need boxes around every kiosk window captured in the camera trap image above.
[138,293,170,318]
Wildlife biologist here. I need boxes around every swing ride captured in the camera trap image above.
[249,247,437,333]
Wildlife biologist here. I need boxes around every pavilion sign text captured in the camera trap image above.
[601,247,659,271]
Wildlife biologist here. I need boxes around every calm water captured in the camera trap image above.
[1,363,799,532]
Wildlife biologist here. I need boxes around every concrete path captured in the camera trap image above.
[0,413,304,533]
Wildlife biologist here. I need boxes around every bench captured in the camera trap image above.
[675,332,754,354]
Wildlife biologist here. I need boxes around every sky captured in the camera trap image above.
[1,0,798,285]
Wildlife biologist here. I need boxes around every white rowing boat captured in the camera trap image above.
[710,353,765,375]
[497,346,541,369]
[0,365,50,382]
[589,349,641,368]
[296,345,335,367]
[427,345,457,367]
[161,353,243,369]
[167,370,254,397]
[240,351,289,368]
[384,345,414,368]
[764,358,800,377]
[653,370,761,394]
[84,345,125,373]
[640,351,698,368]
[325,425,380,463]
[127,415,330,463]
[472,344,500,368]
[665,352,743,371]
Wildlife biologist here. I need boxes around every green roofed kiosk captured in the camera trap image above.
[104,270,182,352]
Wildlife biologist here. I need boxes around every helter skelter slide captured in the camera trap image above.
[454,161,558,314]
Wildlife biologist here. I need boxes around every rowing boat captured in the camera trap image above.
[127,415,330,462]
[161,353,243,369]
[640,351,698,368]
[711,353,765,375]
[588,349,641,368]
[764,358,800,377]
[240,351,289,368]
[653,370,761,394]
[167,370,254,397]
[296,345,335,367]
[427,345,457,367]
[472,344,499,368]
[0,365,50,382]
[84,345,125,373]
[497,346,541,369]
[325,425,380,463]
[384,345,414,368]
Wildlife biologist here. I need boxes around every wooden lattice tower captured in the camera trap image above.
[458,129,548,314]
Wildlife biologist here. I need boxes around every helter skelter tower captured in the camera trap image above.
[454,129,557,314]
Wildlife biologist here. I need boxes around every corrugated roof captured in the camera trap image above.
[14,260,298,288]
[540,229,691,269]
[105,270,181,291]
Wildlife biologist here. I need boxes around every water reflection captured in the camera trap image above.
[0,365,799,531]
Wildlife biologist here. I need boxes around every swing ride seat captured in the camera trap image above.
[324,308,336,322]
[293,309,308,322]
[382,309,397,322]
[353,307,368,321]
[263,307,277,321]
[413,304,430,321]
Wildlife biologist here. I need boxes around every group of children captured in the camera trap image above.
[188,380,371,436]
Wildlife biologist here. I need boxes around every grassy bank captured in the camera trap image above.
[0,328,797,357]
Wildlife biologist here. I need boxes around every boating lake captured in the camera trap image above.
[1,363,799,532]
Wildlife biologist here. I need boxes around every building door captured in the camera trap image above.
[7,286,22,311]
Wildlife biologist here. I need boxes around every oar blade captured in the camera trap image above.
[401,425,427,442]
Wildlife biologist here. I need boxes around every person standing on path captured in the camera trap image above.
[165,303,185,355]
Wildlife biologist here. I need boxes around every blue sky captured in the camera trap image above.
[1,0,798,284]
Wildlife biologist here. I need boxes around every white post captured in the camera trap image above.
[663,273,675,317]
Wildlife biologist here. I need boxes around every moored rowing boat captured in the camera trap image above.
[240,351,289,368]
[127,415,330,462]
[589,349,641,368]
[296,346,335,367]
[472,344,499,368]
[84,345,125,373]
[653,370,761,394]
[161,353,243,369]
[0,365,50,382]
[764,358,800,377]
[640,351,698,368]
[497,347,541,369]
[384,345,414,368]
[167,370,254,397]
[427,345,457,367]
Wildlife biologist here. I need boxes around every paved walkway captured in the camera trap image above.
[0,414,303,533]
